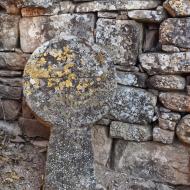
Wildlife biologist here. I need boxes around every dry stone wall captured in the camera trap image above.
[0,0,190,190]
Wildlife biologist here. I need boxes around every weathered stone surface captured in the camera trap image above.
[0,0,20,14]
[160,18,190,49]
[0,121,21,136]
[0,77,22,87]
[17,0,57,8]
[24,36,116,126]
[96,19,143,66]
[19,117,50,139]
[176,114,190,145]
[23,36,116,190]
[0,52,29,70]
[0,84,22,100]
[98,11,118,19]
[0,100,21,121]
[0,70,22,77]
[164,0,190,17]
[139,52,190,75]
[92,125,112,166]
[110,86,157,124]
[110,121,152,142]
[147,75,186,90]
[160,112,181,122]
[159,92,190,112]
[0,14,20,51]
[158,118,176,131]
[113,141,190,185]
[20,14,95,53]
[128,6,167,23]
[116,71,147,88]
[162,45,180,52]
[153,127,174,144]
[76,0,162,12]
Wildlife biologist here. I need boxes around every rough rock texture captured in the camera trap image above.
[23,36,117,189]
[164,0,190,17]
[128,6,167,23]
[0,14,20,51]
[110,121,152,142]
[116,71,147,88]
[153,127,174,144]
[147,75,186,90]
[92,125,112,166]
[113,141,190,185]
[160,18,190,49]
[159,92,190,112]
[158,118,176,131]
[139,52,190,75]
[96,19,143,66]
[20,14,95,53]
[176,114,190,144]
[76,0,162,12]
[111,86,157,124]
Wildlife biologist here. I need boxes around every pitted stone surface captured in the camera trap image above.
[24,36,116,127]
[96,19,143,66]
[23,36,116,190]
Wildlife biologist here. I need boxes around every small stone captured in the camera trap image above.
[76,0,162,12]
[0,1,20,14]
[147,75,186,90]
[0,77,22,87]
[176,114,190,145]
[160,112,181,122]
[116,71,147,88]
[139,52,190,75]
[159,118,176,131]
[113,141,190,185]
[20,14,95,53]
[110,121,152,142]
[159,92,190,112]
[19,117,50,139]
[163,0,190,17]
[96,19,143,66]
[128,6,167,23]
[162,45,180,52]
[153,127,174,144]
[98,12,118,19]
[0,52,29,70]
[0,14,20,51]
[0,100,21,120]
[0,70,22,77]
[160,18,190,49]
[110,86,157,124]
[92,125,112,166]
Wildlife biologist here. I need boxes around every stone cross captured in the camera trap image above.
[23,36,117,190]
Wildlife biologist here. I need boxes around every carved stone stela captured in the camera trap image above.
[23,36,117,189]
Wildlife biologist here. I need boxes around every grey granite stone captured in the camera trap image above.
[110,86,157,124]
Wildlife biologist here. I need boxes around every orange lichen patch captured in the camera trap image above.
[21,7,46,17]
[95,51,105,64]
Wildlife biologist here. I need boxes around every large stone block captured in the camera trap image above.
[0,14,20,51]
[96,19,143,66]
[110,121,152,142]
[160,18,190,49]
[20,14,95,53]
[139,52,190,75]
[113,141,190,185]
[110,86,157,124]
[159,92,190,112]
[164,0,190,17]
[0,52,29,70]
[76,0,162,12]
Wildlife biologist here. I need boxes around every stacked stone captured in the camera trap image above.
[1,0,190,190]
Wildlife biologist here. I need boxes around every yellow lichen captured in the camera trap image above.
[37,57,46,65]
[65,80,73,88]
